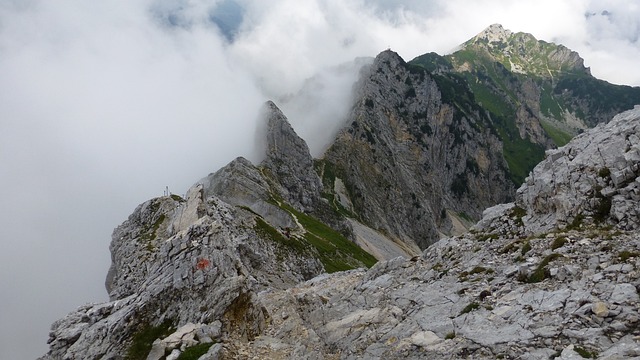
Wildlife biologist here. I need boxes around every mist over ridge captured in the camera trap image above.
[2,1,640,358]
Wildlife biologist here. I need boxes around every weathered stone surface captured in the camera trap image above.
[261,100,323,213]
[40,41,640,360]
[323,49,514,250]
[476,106,640,235]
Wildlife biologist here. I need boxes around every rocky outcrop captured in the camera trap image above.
[198,156,296,230]
[323,50,513,250]
[412,24,640,186]
[220,227,640,359]
[40,101,380,360]
[195,106,640,359]
[40,29,640,360]
[44,184,324,359]
[261,101,323,213]
[477,105,640,235]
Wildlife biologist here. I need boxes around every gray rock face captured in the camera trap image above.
[42,181,324,359]
[198,156,296,230]
[220,226,640,359]
[261,100,323,213]
[323,50,513,249]
[40,55,640,360]
[477,105,640,235]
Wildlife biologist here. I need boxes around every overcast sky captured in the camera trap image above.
[1,0,639,358]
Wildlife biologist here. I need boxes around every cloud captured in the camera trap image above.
[1,0,639,358]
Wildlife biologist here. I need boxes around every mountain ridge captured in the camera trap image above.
[39,25,640,359]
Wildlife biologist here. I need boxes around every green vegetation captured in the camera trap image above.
[459,302,480,316]
[566,213,585,231]
[618,250,639,262]
[126,320,175,360]
[475,233,499,242]
[445,331,456,340]
[594,196,612,224]
[573,346,597,359]
[259,191,377,273]
[540,85,564,119]
[469,266,494,275]
[556,77,640,126]
[410,52,453,73]
[140,213,165,246]
[450,173,469,197]
[500,240,522,254]
[254,218,307,254]
[539,120,573,147]
[520,241,532,256]
[511,206,527,225]
[598,167,611,178]
[314,160,356,218]
[551,236,567,250]
[280,203,377,272]
[524,253,564,283]
[170,194,185,202]
[177,343,215,360]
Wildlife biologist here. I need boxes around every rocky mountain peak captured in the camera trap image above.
[472,23,513,44]
[461,23,589,78]
[260,100,322,212]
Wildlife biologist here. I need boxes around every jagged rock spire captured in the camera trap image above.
[261,100,322,211]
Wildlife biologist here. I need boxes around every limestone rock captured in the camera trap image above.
[323,50,513,250]
[476,106,640,235]
[261,100,323,212]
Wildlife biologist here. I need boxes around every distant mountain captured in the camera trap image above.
[40,25,640,360]
[411,24,640,183]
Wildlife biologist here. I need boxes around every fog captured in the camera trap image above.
[1,0,639,358]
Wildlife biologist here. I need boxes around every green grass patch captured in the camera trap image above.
[539,119,573,147]
[170,194,185,202]
[540,85,564,119]
[126,320,175,360]
[525,253,564,283]
[551,236,567,250]
[140,214,165,243]
[566,213,585,231]
[274,203,377,273]
[618,251,640,262]
[598,167,611,178]
[476,233,499,242]
[177,343,215,360]
[459,302,480,316]
[254,218,307,254]
[574,346,597,359]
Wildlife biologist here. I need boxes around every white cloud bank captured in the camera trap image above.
[1,0,638,357]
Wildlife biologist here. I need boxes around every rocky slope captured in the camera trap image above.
[411,24,640,184]
[207,106,640,359]
[41,104,640,359]
[39,26,640,359]
[40,102,378,360]
[322,50,513,250]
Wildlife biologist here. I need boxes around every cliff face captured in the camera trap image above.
[323,50,513,250]
[41,102,377,360]
[476,105,640,236]
[42,106,640,360]
[40,25,640,360]
[412,24,640,184]
[260,101,323,213]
